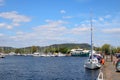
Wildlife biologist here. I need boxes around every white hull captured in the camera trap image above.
[84,62,101,69]
[0,55,5,58]
[84,59,101,69]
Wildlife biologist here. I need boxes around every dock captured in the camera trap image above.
[101,55,120,80]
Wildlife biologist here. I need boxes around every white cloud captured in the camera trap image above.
[0,23,6,28]
[0,11,31,29]
[71,27,90,35]
[0,33,4,37]
[12,22,20,26]
[5,19,91,47]
[104,15,111,19]
[60,10,66,14]
[6,25,13,29]
[103,28,120,34]
[0,23,13,29]
[0,11,31,23]
[33,20,68,37]
[99,17,104,21]
[16,31,24,35]
[89,13,120,47]
[62,16,73,19]
[1,13,120,47]
[93,15,112,24]
[31,20,90,45]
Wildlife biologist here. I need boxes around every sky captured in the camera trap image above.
[0,0,120,48]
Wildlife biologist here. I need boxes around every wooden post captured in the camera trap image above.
[111,54,113,62]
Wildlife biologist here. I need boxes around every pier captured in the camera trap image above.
[101,55,120,80]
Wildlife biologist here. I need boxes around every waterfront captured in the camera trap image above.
[0,56,99,80]
[102,56,120,80]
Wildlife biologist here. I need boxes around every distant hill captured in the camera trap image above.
[50,43,91,50]
[0,43,91,53]
[0,47,14,53]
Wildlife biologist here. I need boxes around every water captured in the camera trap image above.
[0,56,99,80]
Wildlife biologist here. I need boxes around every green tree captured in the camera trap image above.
[111,47,117,54]
[15,48,21,54]
[0,48,2,53]
[95,47,101,51]
[59,47,69,54]
[116,47,120,53]
[31,46,37,53]
[101,44,111,55]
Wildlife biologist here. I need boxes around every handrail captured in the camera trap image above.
[96,69,104,80]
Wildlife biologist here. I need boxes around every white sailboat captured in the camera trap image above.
[84,14,101,69]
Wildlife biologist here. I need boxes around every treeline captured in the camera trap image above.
[95,44,120,55]
[0,43,91,54]
[0,43,120,55]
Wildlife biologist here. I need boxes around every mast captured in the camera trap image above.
[90,13,93,58]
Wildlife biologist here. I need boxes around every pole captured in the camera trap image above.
[90,12,93,59]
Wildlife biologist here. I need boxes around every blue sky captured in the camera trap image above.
[0,0,120,48]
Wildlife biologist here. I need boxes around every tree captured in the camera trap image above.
[95,47,101,51]
[111,47,117,54]
[15,48,21,54]
[0,48,2,53]
[101,44,111,55]
[31,46,37,53]
[116,47,120,53]
[59,47,69,54]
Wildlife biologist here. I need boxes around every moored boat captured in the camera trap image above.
[70,49,89,57]
[84,14,101,69]
[84,56,101,69]
[0,53,5,58]
[33,52,41,57]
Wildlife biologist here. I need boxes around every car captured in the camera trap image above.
[116,59,120,72]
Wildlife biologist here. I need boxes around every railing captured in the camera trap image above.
[96,70,103,80]
[96,65,104,80]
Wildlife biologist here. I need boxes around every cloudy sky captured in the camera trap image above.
[0,0,120,48]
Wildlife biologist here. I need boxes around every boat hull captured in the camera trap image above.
[84,59,101,69]
[0,55,5,58]
[71,53,89,57]
[84,62,101,69]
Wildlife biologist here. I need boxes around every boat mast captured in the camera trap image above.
[90,13,93,58]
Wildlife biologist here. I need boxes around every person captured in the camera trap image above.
[113,56,118,66]
[101,58,105,65]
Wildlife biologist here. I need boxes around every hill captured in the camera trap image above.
[0,43,91,54]
[50,43,91,49]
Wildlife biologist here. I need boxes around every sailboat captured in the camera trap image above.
[84,14,101,69]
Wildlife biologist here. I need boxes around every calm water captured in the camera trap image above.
[0,56,99,80]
